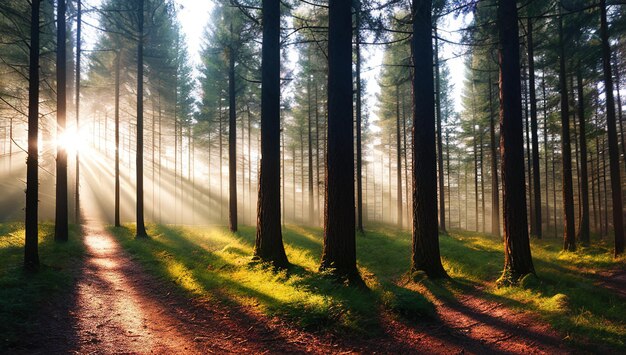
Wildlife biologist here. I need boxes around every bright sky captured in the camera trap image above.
[84,0,469,115]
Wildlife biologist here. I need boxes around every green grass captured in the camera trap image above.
[110,223,625,350]
[0,223,83,350]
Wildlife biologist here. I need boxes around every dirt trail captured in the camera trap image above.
[20,217,574,354]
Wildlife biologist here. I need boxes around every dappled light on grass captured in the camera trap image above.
[110,224,626,350]
[110,224,434,332]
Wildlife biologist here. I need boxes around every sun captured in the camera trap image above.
[57,127,86,153]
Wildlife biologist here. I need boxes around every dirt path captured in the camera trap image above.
[19,217,574,354]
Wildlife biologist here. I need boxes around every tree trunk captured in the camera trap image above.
[527,17,542,238]
[115,53,121,227]
[435,30,445,233]
[74,0,81,223]
[135,0,147,238]
[576,70,590,245]
[55,0,69,242]
[254,0,288,267]
[25,0,41,271]
[542,70,550,236]
[410,0,447,279]
[600,0,625,255]
[228,31,238,232]
[489,72,500,237]
[558,10,575,251]
[396,85,403,228]
[355,5,364,233]
[307,72,314,225]
[320,0,361,283]
[496,0,534,282]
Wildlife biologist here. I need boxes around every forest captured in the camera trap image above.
[1,0,625,353]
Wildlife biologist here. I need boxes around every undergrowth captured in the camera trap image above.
[111,223,625,350]
[0,223,83,350]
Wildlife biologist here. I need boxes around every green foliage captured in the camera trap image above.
[0,223,83,350]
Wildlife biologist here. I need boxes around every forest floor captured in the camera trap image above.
[10,219,625,354]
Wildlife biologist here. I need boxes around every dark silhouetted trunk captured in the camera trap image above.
[527,17,542,238]
[228,31,238,232]
[576,70,590,245]
[558,11,575,251]
[136,0,147,238]
[114,53,120,227]
[320,0,361,283]
[25,0,41,271]
[410,0,447,279]
[600,0,624,255]
[307,72,314,224]
[55,0,69,242]
[542,71,550,235]
[74,0,81,223]
[497,0,534,282]
[254,0,288,267]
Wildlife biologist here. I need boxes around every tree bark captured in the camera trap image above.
[254,0,288,267]
[25,0,41,271]
[320,0,361,284]
[496,0,534,282]
[558,10,575,251]
[599,0,624,255]
[74,0,81,223]
[576,70,590,245]
[527,17,542,238]
[488,72,500,237]
[396,85,403,228]
[115,52,120,227]
[435,31,445,233]
[228,25,238,233]
[410,0,447,279]
[135,0,147,238]
[55,0,69,242]
[355,3,364,233]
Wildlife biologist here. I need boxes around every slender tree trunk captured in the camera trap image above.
[613,52,626,174]
[559,10,575,251]
[25,0,41,271]
[575,70,590,245]
[55,0,69,242]
[600,0,625,255]
[522,63,533,235]
[114,52,121,227]
[228,35,238,232]
[410,0,447,279]
[315,84,321,225]
[320,0,361,283]
[355,5,364,233]
[497,0,534,282]
[396,85,403,228]
[254,0,288,267]
[307,72,314,225]
[542,70,550,236]
[489,72,500,237]
[135,0,147,238]
[435,30,445,233]
[527,17,542,238]
[74,0,81,223]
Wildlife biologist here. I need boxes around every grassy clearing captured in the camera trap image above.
[111,223,625,350]
[110,224,434,333]
[0,223,83,350]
